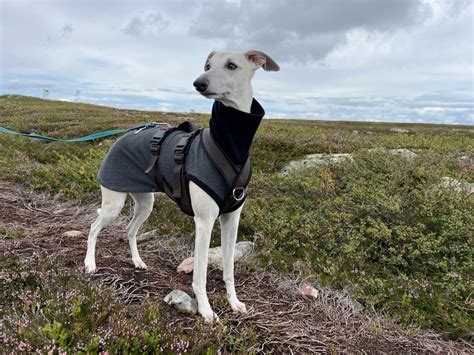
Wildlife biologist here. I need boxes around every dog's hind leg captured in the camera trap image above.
[84,186,127,273]
[219,204,247,314]
[127,192,154,269]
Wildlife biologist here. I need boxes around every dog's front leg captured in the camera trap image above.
[219,205,247,314]
[189,182,220,323]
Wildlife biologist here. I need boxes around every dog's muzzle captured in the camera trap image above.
[193,78,210,93]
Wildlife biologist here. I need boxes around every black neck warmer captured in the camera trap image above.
[209,99,265,166]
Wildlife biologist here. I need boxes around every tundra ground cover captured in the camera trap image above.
[1,95,473,350]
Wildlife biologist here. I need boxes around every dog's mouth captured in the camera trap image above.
[201,91,229,98]
[202,91,218,97]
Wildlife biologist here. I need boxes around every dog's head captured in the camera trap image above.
[193,50,279,104]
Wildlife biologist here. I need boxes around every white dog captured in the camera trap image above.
[84,50,279,323]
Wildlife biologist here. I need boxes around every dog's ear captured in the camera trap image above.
[205,51,216,70]
[245,50,280,71]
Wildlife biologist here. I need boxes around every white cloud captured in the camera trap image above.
[123,11,169,37]
[0,0,472,124]
[190,0,430,62]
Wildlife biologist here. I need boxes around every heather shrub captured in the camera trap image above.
[242,151,473,337]
[0,252,218,352]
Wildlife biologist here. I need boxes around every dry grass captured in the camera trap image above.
[1,179,472,353]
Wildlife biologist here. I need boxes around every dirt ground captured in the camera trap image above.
[1,179,472,353]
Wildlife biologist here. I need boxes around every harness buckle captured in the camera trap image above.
[174,135,189,163]
[150,138,161,155]
[232,187,246,201]
[174,151,184,163]
[150,128,168,155]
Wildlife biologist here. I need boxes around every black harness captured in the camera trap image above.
[144,121,252,217]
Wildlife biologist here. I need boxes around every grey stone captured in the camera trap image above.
[389,128,410,133]
[163,290,197,314]
[388,149,417,159]
[137,229,160,243]
[208,241,255,269]
[367,148,417,159]
[62,230,83,237]
[176,241,255,273]
[281,153,353,174]
[438,177,474,194]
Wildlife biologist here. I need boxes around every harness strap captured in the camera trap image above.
[172,130,201,200]
[201,128,252,214]
[144,122,252,217]
[220,158,252,213]
[201,128,236,187]
[172,135,190,199]
[144,127,169,173]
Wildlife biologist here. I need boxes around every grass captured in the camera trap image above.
[1,94,473,349]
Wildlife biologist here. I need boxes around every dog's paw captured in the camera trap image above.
[200,309,220,324]
[84,259,97,273]
[133,259,148,270]
[230,300,247,314]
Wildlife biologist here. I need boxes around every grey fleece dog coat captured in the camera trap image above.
[98,99,265,213]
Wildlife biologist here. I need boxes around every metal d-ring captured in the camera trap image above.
[232,188,245,201]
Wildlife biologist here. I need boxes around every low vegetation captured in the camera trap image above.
[1,95,473,351]
[1,254,194,353]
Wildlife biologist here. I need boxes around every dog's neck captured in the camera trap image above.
[209,99,265,166]
[217,84,253,113]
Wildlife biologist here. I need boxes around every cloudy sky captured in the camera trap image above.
[1,0,473,124]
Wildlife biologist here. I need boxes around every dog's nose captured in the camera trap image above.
[193,78,209,93]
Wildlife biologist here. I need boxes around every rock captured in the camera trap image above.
[458,156,474,170]
[388,149,417,159]
[177,257,194,274]
[234,241,255,261]
[53,208,68,215]
[163,290,197,315]
[438,177,474,194]
[298,283,319,299]
[281,153,353,174]
[368,148,417,159]
[208,241,255,269]
[137,229,160,243]
[207,248,222,269]
[389,128,409,133]
[352,130,359,134]
[62,230,83,237]
[178,241,255,273]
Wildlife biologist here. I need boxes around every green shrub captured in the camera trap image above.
[241,151,473,337]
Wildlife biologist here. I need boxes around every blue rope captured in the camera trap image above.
[0,122,162,142]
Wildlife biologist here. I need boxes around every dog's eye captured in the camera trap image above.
[205,63,211,71]
[227,62,237,70]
